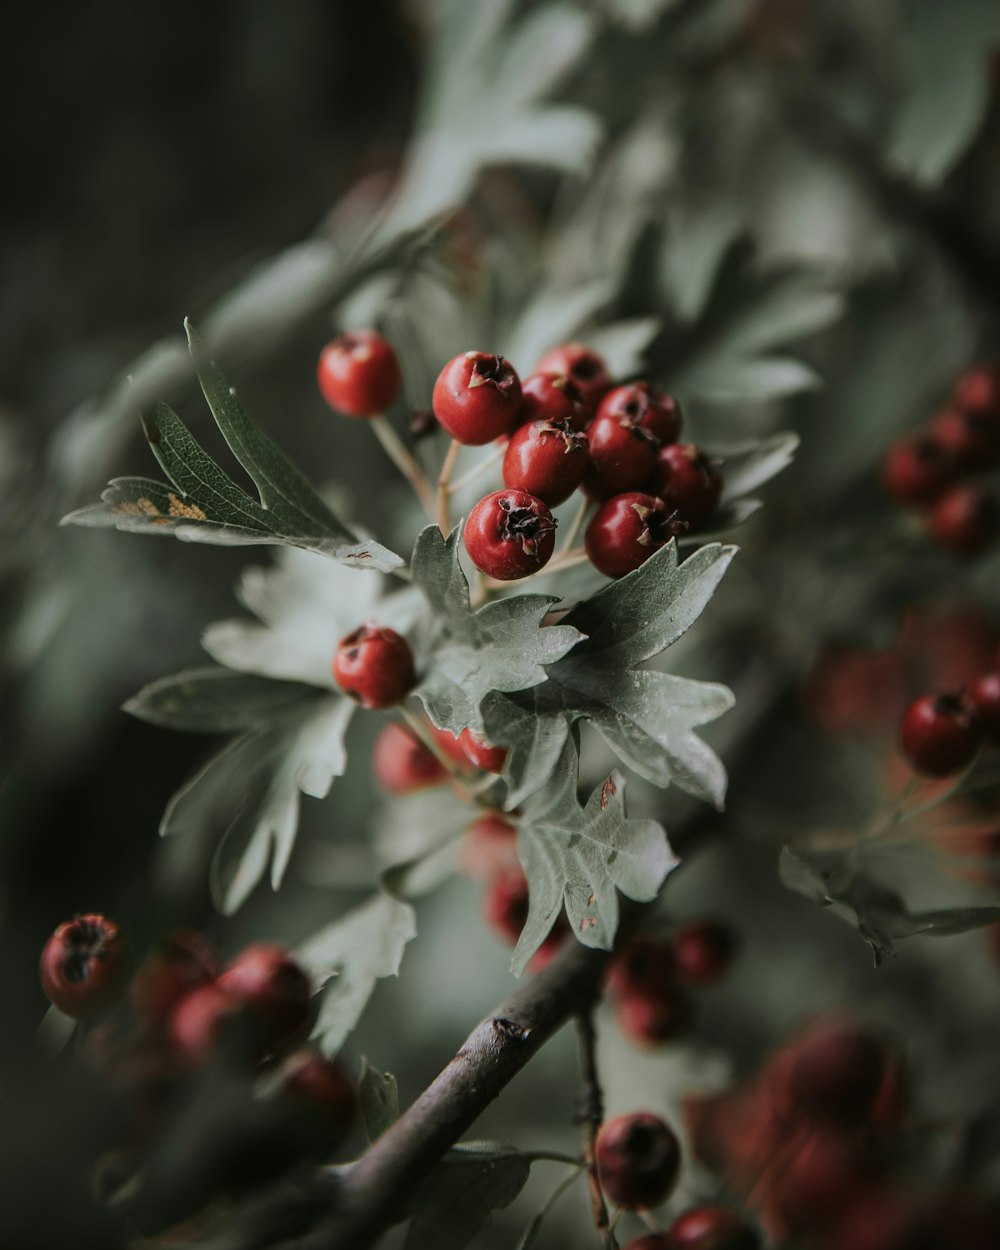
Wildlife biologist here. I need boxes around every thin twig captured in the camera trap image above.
[438,438,461,535]
[575,1008,609,1234]
[560,496,591,556]
[370,415,436,517]
[450,442,506,494]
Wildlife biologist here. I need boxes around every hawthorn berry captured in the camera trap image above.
[458,728,507,773]
[277,1049,358,1131]
[40,913,130,1018]
[953,363,1000,416]
[650,443,723,527]
[219,944,313,1048]
[928,484,1000,553]
[585,492,684,578]
[969,673,1000,740]
[464,489,557,580]
[502,419,590,505]
[131,930,219,1026]
[317,329,401,417]
[667,1206,760,1250]
[881,433,958,507]
[372,722,448,794]
[586,408,660,496]
[616,986,694,1046]
[169,982,262,1064]
[671,921,738,986]
[787,1023,889,1130]
[598,383,682,447]
[459,814,518,878]
[332,623,415,709]
[775,1132,872,1229]
[432,351,522,444]
[518,371,591,431]
[899,693,982,776]
[929,407,1000,471]
[607,936,677,1001]
[534,342,611,409]
[482,871,567,968]
[595,1112,681,1209]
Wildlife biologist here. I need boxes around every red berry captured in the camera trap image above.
[464,489,557,580]
[458,728,507,773]
[460,814,518,878]
[169,982,262,1064]
[586,408,660,496]
[650,443,723,527]
[616,987,693,1046]
[929,407,1000,471]
[502,419,590,505]
[432,352,522,444]
[427,724,475,769]
[900,692,982,776]
[518,371,591,431]
[585,492,684,578]
[219,944,313,1048]
[969,672,1000,740]
[372,722,448,794]
[332,623,415,709]
[953,364,1000,416]
[775,1132,873,1230]
[278,1049,358,1132]
[881,433,959,507]
[606,937,677,1001]
[40,913,130,1018]
[667,1206,760,1249]
[482,871,567,967]
[595,1112,681,1209]
[928,484,1000,553]
[317,329,401,417]
[598,383,682,446]
[535,342,611,409]
[787,1024,889,1130]
[671,921,737,986]
[131,931,219,1026]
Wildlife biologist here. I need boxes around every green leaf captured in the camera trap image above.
[124,667,316,733]
[681,357,821,403]
[359,1058,400,1142]
[716,432,800,506]
[403,1141,533,1250]
[297,893,417,1056]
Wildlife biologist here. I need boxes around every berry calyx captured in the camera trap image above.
[881,433,958,507]
[464,489,557,580]
[131,930,220,1026]
[502,419,590,505]
[518,371,591,431]
[432,351,522,445]
[598,383,682,447]
[650,443,723,527]
[667,1206,760,1249]
[928,484,1000,553]
[458,728,507,773]
[899,692,982,776]
[671,921,738,986]
[787,1023,889,1130]
[317,329,401,417]
[372,722,448,794]
[585,492,684,578]
[219,944,313,1048]
[534,342,611,408]
[969,672,1000,740]
[40,913,130,1018]
[595,1112,681,1209]
[586,409,660,496]
[333,623,415,709]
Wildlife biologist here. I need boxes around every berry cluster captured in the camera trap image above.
[606,921,738,1046]
[882,362,1000,553]
[898,664,1000,777]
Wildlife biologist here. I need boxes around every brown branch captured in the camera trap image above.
[575,1007,609,1235]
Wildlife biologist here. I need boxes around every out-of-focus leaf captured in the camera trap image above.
[403,1141,533,1250]
[124,668,315,733]
[359,1059,400,1142]
[716,432,800,506]
[679,356,821,403]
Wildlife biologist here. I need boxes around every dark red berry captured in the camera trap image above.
[219,944,313,1048]
[881,433,958,507]
[595,1112,681,1209]
[598,383,682,446]
[671,921,738,986]
[502,419,590,505]
[928,484,1000,553]
[332,623,415,709]
[953,364,1000,416]
[169,982,263,1064]
[460,814,518,878]
[650,443,723,527]
[317,329,401,417]
[606,936,677,1001]
[787,1024,889,1130]
[458,728,507,773]
[278,1049,358,1132]
[900,692,982,776]
[372,722,448,794]
[535,342,611,409]
[465,489,557,580]
[969,672,1000,740]
[518,371,591,431]
[40,914,130,1018]
[131,931,219,1026]
[929,407,1000,471]
[482,871,567,968]
[667,1206,760,1249]
[616,986,694,1046]
[432,351,522,445]
[585,492,685,578]
[586,408,660,496]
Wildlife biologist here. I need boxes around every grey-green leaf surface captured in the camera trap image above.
[402,1141,533,1250]
[124,667,317,734]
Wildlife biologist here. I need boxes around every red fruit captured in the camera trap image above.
[458,728,508,773]
[900,692,982,776]
[586,408,660,496]
[460,814,518,878]
[372,723,448,794]
[787,1024,889,1130]
[518,371,591,431]
[595,1112,681,1209]
[169,982,261,1064]
[585,492,685,578]
[428,725,475,769]
[598,383,682,446]
[616,987,693,1046]
[219,944,312,1048]
[464,489,556,580]
[667,1206,760,1249]
[969,672,1000,740]
[535,342,612,409]
[881,433,958,507]
[502,419,590,505]
[607,936,677,1000]
[317,329,401,417]
[40,914,130,1019]
[278,1049,358,1131]
[131,931,220,1026]
[671,921,737,986]
[928,484,999,553]
[776,1133,872,1230]
[650,443,723,527]
[332,623,415,709]
[953,364,1000,416]
[482,872,567,967]
[929,407,1000,470]
[432,351,522,444]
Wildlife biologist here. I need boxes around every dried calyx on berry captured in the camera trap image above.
[534,342,611,408]
[465,489,557,580]
[433,351,523,444]
[332,623,415,709]
[586,492,687,578]
[502,418,590,505]
[598,382,683,447]
[899,691,982,776]
[40,913,130,1018]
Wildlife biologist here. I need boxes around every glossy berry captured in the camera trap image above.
[534,342,611,409]
[616,987,693,1046]
[458,728,507,773]
[278,1049,358,1130]
[372,722,447,794]
[595,1112,681,1209]
[317,329,401,417]
[40,914,130,1018]
[787,1024,889,1129]
[219,944,313,1048]
[667,1207,760,1249]
[969,673,1000,740]
[953,364,1000,416]
[928,484,1000,553]
[460,814,518,878]
[432,351,522,444]
[671,921,737,986]
[131,930,219,1026]
[465,489,557,580]
[518,371,591,431]
[586,408,660,496]
[333,623,415,709]
[650,443,723,527]
[881,433,958,507]
[900,692,982,776]
[503,419,590,505]
[598,383,682,447]
[929,407,1000,471]
[586,492,685,578]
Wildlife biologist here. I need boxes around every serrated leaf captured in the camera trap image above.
[124,667,316,733]
[681,356,821,403]
[403,1142,533,1250]
[359,1059,400,1142]
[297,893,417,1056]
[481,693,570,810]
[716,432,800,506]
